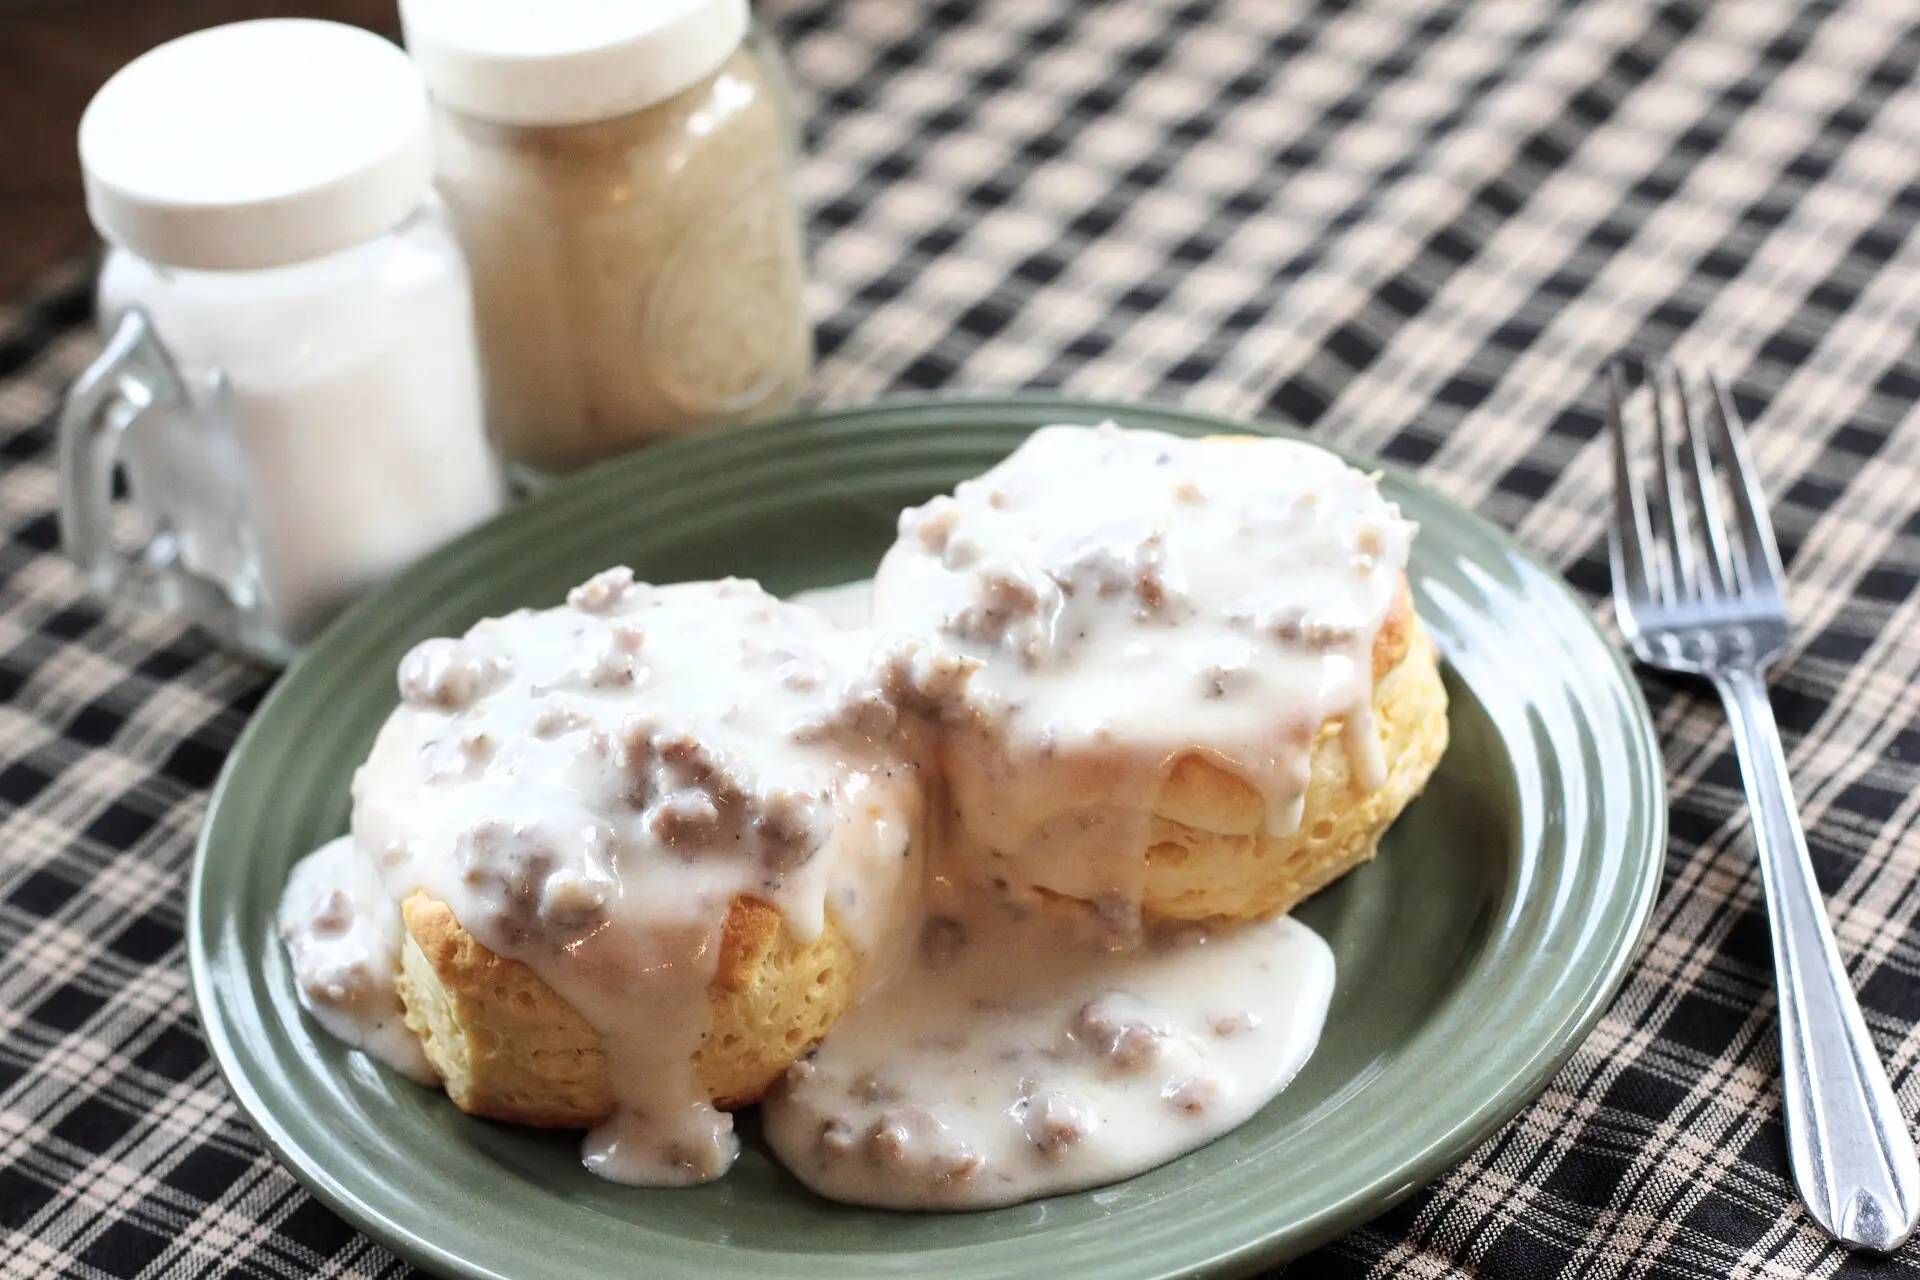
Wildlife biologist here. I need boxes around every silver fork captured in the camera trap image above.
[1607,362,1920,1251]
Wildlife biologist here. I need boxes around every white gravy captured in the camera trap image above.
[278,423,1418,1209]
[870,424,1412,921]
[277,835,436,1082]
[345,575,924,1184]
[763,899,1333,1209]
[790,579,874,628]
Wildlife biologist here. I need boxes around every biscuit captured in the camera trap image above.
[396,891,861,1126]
[1141,611,1448,921]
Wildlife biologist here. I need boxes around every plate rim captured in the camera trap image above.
[188,391,1667,1279]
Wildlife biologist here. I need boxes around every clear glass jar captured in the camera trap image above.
[404,0,812,477]
[62,20,503,663]
[79,203,501,657]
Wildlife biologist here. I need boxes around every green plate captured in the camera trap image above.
[189,396,1665,1279]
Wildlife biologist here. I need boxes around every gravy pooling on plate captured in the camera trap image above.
[278,835,436,1083]
[277,423,1436,1209]
[761,893,1333,1209]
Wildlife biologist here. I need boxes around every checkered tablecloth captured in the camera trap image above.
[6,0,1920,1274]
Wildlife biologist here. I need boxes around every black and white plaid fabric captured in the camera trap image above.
[5,0,1920,1274]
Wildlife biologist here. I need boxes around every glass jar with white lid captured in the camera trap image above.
[64,19,504,664]
[400,0,812,478]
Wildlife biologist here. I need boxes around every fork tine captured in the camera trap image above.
[1606,362,1658,611]
[1706,371,1787,595]
[1649,364,1699,601]
[1677,372,1735,596]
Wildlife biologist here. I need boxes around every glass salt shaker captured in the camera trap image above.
[400,0,813,479]
[62,19,504,664]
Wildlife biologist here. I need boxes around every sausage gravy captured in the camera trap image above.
[870,424,1413,923]
[762,892,1333,1209]
[285,575,925,1184]
[278,423,1422,1209]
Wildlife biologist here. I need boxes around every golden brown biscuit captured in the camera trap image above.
[396,891,861,1127]
[1145,579,1414,836]
[942,578,1446,925]
[875,427,1448,927]
[1140,604,1447,921]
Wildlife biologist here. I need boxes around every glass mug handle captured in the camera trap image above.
[58,306,192,603]
[56,303,265,661]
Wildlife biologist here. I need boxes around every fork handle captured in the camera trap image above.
[1714,665,1920,1251]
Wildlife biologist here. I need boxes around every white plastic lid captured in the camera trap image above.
[398,0,749,128]
[79,20,433,272]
